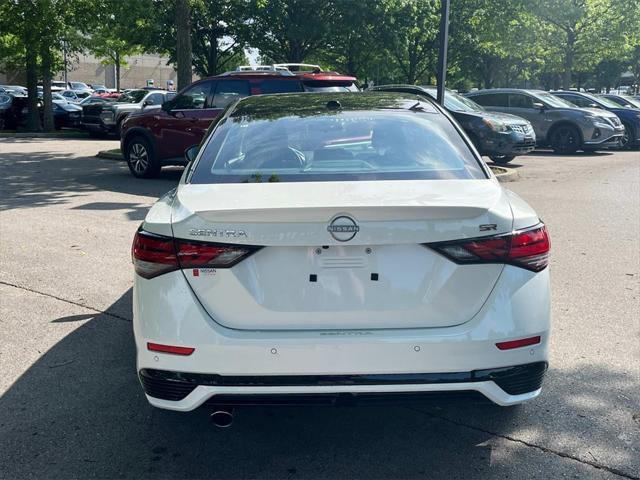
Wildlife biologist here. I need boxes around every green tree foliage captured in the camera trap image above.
[314,0,383,77]
[86,0,146,90]
[527,0,633,89]
[246,0,336,63]
[377,0,440,84]
[133,0,249,77]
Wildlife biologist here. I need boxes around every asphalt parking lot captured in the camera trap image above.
[0,138,638,479]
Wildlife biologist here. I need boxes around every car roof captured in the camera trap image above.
[552,90,590,95]
[208,71,357,82]
[229,92,438,119]
[467,88,547,95]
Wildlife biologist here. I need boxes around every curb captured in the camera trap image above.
[0,131,89,139]
[96,150,123,161]
[490,166,519,183]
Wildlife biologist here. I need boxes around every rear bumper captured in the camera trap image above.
[139,362,547,409]
[134,265,551,410]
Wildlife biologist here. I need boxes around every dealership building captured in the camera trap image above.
[0,52,177,90]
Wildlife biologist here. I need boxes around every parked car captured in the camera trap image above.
[0,85,28,95]
[0,90,27,129]
[93,91,122,100]
[132,92,551,420]
[37,91,83,128]
[60,89,91,103]
[466,89,625,154]
[371,85,535,164]
[68,81,93,93]
[88,84,109,93]
[599,93,640,110]
[121,66,359,177]
[551,91,640,149]
[79,95,115,107]
[43,81,68,92]
[81,89,175,137]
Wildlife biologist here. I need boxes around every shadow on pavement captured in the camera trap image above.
[1,289,637,479]
[0,143,182,211]
[528,149,614,157]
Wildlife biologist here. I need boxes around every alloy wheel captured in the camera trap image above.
[129,143,149,174]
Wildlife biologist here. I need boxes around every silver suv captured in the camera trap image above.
[466,89,625,153]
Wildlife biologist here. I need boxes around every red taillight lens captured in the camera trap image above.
[175,240,257,268]
[428,224,550,272]
[132,230,179,279]
[132,229,261,279]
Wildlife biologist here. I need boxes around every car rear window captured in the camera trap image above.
[190,109,485,183]
[256,80,304,94]
[302,80,359,92]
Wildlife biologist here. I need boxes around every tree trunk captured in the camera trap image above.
[562,31,575,90]
[25,35,40,132]
[207,32,218,76]
[176,0,192,90]
[41,45,54,132]
[115,52,121,91]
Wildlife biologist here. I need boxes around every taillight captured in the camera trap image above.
[175,240,258,268]
[132,230,179,279]
[427,223,550,272]
[132,229,261,279]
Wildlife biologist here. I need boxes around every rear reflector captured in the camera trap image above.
[495,336,541,350]
[427,223,550,272]
[132,228,261,279]
[147,342,195,356]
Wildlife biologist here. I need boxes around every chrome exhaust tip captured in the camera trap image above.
[210,408,233,428]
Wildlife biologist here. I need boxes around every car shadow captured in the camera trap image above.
[1,289,638,479]
[528,149,615,157]
[0,141,183,211]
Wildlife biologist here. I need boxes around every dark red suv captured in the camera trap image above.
[120,67,358,178]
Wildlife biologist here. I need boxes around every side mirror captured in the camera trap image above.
[532,102,545,110]
[185,144,199,163]
[589,103,600,108]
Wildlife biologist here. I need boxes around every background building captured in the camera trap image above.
[1,52,178,90]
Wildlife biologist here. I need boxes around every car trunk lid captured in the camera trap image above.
[170,180,513,330]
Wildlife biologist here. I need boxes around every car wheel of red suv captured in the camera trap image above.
[125,136,160,178]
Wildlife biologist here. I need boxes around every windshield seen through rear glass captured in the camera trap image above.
[191,108,485,183]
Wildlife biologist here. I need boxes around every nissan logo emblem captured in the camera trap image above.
[327,216,359,242]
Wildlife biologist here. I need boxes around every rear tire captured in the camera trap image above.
[489,155,515,164]
[550,125,580,154]
[125,136,160,178]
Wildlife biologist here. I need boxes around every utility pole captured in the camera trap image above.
[436,0,450,106]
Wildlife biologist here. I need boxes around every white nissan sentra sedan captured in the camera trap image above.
[132,92,550,418]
